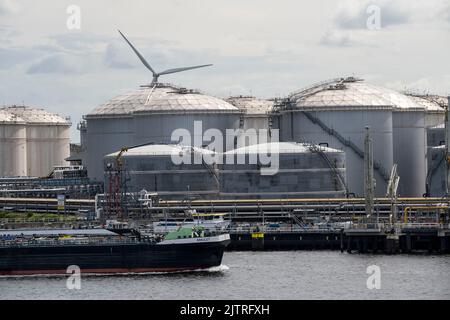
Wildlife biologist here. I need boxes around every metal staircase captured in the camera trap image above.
[303,141,349,195]
[301,111,390,183]
[288,212,309,229]
[183,146,220,190]
[201,156,220,189]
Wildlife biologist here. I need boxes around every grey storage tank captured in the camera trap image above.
[426,145,446,197]
[104,144,219,199]
[220,141,346,199]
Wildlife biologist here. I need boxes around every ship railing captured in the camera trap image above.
[0,237,152,248]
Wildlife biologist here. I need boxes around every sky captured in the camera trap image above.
[0,0,449,142]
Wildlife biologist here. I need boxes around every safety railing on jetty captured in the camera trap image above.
[227,225,346,234]
[236,222,450,235]
[347,222,449,233]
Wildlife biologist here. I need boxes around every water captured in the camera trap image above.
[1,251,449,300]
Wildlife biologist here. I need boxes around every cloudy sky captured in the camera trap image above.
[0,0,449,142]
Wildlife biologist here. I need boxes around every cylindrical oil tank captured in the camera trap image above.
[408,95,446,128]
[376,90,428,197]
[0,110,27,177]
[426,145,446,197]
[278,78,393,197]
[103,144,219,199]
[226,96,274,128]
[83,117,135,182]
[1,106,71,177]
[391,108,426,196]
[220,142,346,198]
[85,84,241,181]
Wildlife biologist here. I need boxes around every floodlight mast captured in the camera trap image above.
[117,30,212,85]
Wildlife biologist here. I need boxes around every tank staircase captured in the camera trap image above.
[201,156,220,190]
[301,111,390,183]
[303,141,349,195]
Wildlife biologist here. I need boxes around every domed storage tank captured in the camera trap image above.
[220,142,346,199]
[408,95,446,128]
[0,110,26,177]
[1,106,71,177]
[226,96,275,147]
[103,144,219,199]
[85,84,241,181]
[278,77,394,197]
[226,96,274,130]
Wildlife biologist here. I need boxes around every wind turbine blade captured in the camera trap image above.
[117,30,156,75]
[158,64,213,76]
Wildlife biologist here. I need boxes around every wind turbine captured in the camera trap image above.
[117,30,212,85]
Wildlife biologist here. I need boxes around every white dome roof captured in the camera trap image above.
[0,106,70,125]
[226,96,274,115]
[289,78,427,112]
[106,144,216,157]
[225,142,342,155]
[0,109,24,123]
[88,85,240,118]
[408,95,446,113]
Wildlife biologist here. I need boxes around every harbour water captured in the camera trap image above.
[1,251,449,300]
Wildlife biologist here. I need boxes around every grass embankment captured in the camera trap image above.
[0,211,77,222]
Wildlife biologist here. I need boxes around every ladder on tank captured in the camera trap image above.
[303,141,349,196]
[301,111,390,183]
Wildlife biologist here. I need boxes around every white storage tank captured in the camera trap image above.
[390,101,426,197]
[0,110,27,177]
[1,106,71,177]
[278,77,394,197]
[84,84,241,181]
[408,94,446,128]
[226,96,274,128]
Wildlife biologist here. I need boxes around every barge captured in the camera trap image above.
[0,226,230,276]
